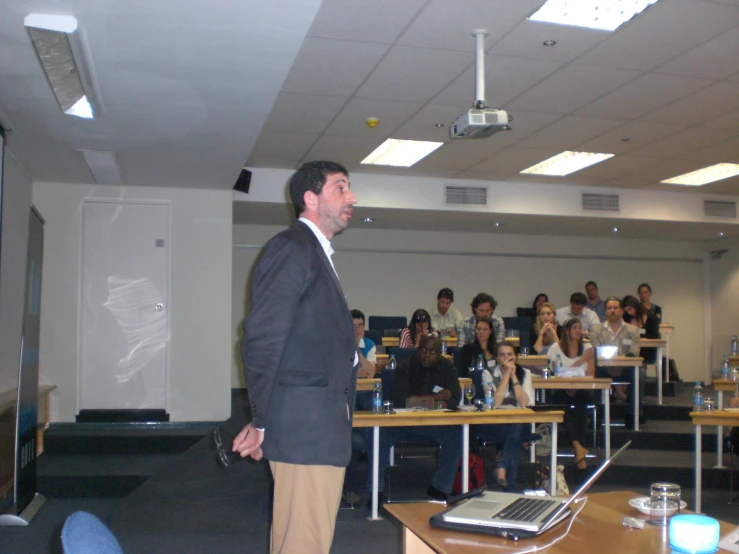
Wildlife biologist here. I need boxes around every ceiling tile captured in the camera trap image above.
[575,73,714,121]
[628,127,738,159]
[515,115,622,150]
[355,45,472,103]
[411,139,505,172]
[508,63,642,115]
[281,38,389,96]
[391,103,471,141]
[397,0,543,50]
[576,0,739,70]
[324,97,424,137]
[689,135,739,164]
[704,108,739,132]
[622,158,714,182]
[246,132,319,168]
[308,0,427,43]
[471,146,562,176]
[658,26,739,80]
[641,82,739,126]
[433,55,565,107]
[577,121,683,155]
[490,20,611,62]
[260,92,349,134]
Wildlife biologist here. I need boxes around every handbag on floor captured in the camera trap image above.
[452,452,485,495]
[535,464,569,496]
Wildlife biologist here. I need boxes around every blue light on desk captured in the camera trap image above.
[669,514,720,554]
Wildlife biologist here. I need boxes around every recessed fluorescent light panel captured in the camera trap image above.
[521,151,614,176]
[661,163,739,186]
[529,0,660,31]
[361,139,443,167]
[80,149,122,184]
[25,14,96,119]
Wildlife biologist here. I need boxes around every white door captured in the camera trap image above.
[79,201,170,411]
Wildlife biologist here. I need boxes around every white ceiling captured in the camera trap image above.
[3,0,739,239]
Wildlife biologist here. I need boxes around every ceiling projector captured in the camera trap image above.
[450,108,510,139]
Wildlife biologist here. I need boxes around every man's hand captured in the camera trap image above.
[433,389,452,402]
[233,423,265,461]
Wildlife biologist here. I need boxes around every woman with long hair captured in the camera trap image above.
[623,293,660,365]
[530,301,561,355]
[458,316,496,378]
[399,309,435,348]
[476,343,534,491]
[546,319,594,470]
[637,283,662,320]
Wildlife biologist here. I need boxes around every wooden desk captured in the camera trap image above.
[354,408,564,520]
[705,379,737,468]
[691,409,739,513]
[598,357,644,431]
[385,490,736,554]
[518,355,548,372]
[376,353,453,369]
[641,338,667,405]
[382,336,520,348]
[357,377,472,392]
[533,377,613,459]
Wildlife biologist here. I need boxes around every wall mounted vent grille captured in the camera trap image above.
[582,193,619,212]
[445,185,487,205]
[704,200,736,218]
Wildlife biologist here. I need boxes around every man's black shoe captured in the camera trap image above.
[427,485,448,503]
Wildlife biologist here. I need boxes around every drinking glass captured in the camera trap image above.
[647,482,681,526]
[463,383,476,405]
[520,346,530,357]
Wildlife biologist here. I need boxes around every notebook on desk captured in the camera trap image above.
[431,441,631,540]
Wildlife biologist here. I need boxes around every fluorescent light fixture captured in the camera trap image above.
[661,163,739,186]
[79,150,122,184]
[25,14,97,119]
[521,151,614,176]
[529,0,660,31]
[361,139,443,167]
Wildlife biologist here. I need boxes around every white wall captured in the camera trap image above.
[707,236,739,379]
[0,148,32,395]
[33,182,233,422]
[233,223,706,387]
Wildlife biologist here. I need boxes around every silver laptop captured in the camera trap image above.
[596,345,619,360]
[440,441,631,537]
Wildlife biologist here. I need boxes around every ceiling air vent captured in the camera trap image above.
[582,193,619,212]
[445,185,487,206]
[704,200,736,218]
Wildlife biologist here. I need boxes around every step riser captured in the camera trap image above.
[44,435,205,455]
[38,475,148,498]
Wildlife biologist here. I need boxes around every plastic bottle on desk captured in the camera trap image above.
[482,371,494,410]
[372,382,382,414]
[440,337,447,356]
[476,354,485,372]
[387,354,397,371]
[554,354,564,377]
[693,382,703,412]
[732,335,738,357]
[722,355,731,380]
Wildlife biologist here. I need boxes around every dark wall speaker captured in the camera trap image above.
[233,169,252,194]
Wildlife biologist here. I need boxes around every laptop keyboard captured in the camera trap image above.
[495,497,558,522]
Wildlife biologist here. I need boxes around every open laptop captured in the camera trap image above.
[435,441,631,539]
[596,345,619,360]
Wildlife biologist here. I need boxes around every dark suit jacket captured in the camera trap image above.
[241,220,358,467]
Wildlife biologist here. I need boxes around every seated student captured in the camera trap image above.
[638,283,662,321]
[546,319,595,470]
[428,287,464,338]
[590,297,641,409]
[459,316,497,377]
[352,309,377,380]
[530,301,561,355]
[399,309,436,348]
[370,334,462,501]
[476,343,534,491]
[585,281,607,322]
[457,293,505,347]
[622,295,660,362]
[517,292,548,319]
[556,292,600,334]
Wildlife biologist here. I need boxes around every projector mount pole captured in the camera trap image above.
[473,29,488,109]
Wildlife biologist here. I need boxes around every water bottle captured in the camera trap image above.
[731,335,738,357]
[722,355,731,380]
[693,381,703,412]
[372,382,382,414]
[554,354,563,377]
[440,338,447,356]
[387,354,397,371]
[476,353,485,372]
[482,372,494,409]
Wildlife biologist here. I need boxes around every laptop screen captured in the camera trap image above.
[596,345,618,359]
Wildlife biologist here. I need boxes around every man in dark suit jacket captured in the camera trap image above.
[233,161,358,554]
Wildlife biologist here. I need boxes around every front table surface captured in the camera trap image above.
[385,490,736,554]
